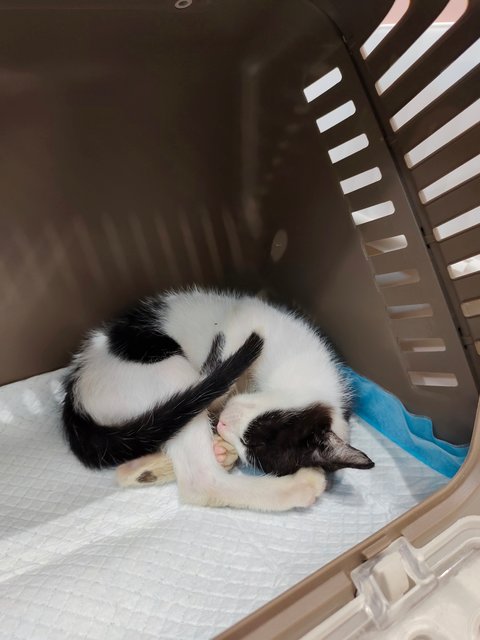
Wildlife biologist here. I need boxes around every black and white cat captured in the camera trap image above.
[62,288,373,511]
[119,289,374,479]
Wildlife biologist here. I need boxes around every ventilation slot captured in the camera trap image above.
[405,98,480,168]
[387,303,432,320]
[461,298,480,318]
[375,269,419,288]
[340,167,382,195]
[303,68,342,103]
[399,338,446,353]
[419,153,480,203]
[434,206,480,240]
[390,37,480,131]
[408,371,458,387]
[448,254,480,279]
[360,0,410,59]
[316,101,356,133]
[328,134,369,164]
[351,201,395,226]
[376,1,468,95]
[365,234,407,256]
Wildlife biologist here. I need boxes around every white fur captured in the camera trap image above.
[74,331,198,425]
[162,289,350,458]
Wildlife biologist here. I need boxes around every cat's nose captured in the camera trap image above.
[217,420,227,436]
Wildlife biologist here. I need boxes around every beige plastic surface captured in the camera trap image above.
[302,515,480,639]
[216,402,480,640]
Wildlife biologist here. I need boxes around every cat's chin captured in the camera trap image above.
[216,420,228,437]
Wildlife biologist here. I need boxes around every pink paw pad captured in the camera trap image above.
[214,443,227,462]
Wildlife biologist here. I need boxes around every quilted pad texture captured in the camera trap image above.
[0,370,448,639]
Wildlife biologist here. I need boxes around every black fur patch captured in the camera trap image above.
[201,333,225,375]
[62,332,264,469]
[106,298,183,364]
[244,403,373,475]
[244,405,332,476]
[137,471,158,483]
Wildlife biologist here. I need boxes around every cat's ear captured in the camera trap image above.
[312,431,374,472]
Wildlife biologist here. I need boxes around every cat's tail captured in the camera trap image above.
[62,332,263,469]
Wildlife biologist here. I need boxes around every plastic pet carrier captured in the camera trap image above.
[0,1,479,639]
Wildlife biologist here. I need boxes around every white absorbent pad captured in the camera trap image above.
[0,370,449,640]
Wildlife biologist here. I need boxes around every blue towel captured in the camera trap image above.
[345,368,469,478]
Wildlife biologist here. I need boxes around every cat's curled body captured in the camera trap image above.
[65,288,374,501]
[146,289,374,477]
[62,289,331,511]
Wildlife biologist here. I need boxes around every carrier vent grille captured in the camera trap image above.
[302,55,464,390]
[359,0,480,381]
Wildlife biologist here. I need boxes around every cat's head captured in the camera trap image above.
[217,395,374,476]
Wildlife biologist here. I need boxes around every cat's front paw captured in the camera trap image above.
[213,434,238,471]
[287,468,326,509]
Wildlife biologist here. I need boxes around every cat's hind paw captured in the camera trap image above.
[116,452,175,487]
